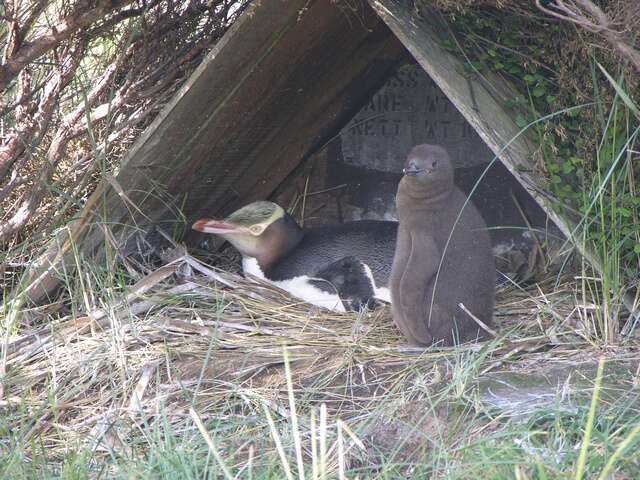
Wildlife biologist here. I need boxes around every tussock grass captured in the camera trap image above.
[2,245,640,478]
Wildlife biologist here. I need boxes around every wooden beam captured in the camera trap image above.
[368,0,575,235]
[91,0,404,242]
[20,0,406,303]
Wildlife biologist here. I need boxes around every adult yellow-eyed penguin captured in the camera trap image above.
[390,144,495,346]
[193,201,395,311]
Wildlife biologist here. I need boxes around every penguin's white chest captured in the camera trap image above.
[242,257,346,312]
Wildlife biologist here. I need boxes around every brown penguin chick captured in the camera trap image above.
[390,144,495,346]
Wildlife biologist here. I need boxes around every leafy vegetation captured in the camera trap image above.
[434,2,639,342]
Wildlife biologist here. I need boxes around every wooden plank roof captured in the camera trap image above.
[93,0,405,236]
[24,0,624,315]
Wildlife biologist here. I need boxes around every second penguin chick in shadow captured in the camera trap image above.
[310,256,381,312]
[390,144,496,346]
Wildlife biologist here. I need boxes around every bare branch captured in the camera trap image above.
[0,41,85,178]
[0,170,27,203]
[0,40,135,241]
[0,0,135,91]
[536,0,640,73]
[84,0,166,39]
[0,0,247,243]
[0,77,48,119]
[15,68,32,124]
[536,0,606,32]
[2,0,49,63]
[21,0,50,36]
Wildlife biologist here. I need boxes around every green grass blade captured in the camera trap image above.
[262,402,295,480]
[283,346,306,480]
[597,62,640,120]
[575,356,606,480]
[597,418,640,479]
[189,407,234,480]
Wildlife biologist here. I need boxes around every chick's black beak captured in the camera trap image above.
[403,160,425,176]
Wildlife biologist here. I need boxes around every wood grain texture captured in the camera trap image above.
[369,0,576,239]
[95,0,405,235]
[21,0,406,303]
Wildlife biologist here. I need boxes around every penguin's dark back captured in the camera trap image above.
[267,221,397,283]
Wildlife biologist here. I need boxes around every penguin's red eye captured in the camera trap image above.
[250,225,264,235]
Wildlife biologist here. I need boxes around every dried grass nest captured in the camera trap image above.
[2,246,636,465]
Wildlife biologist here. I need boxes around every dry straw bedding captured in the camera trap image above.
[2,250,636,464]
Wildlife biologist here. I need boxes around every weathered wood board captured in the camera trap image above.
[21,0,407,302]
[341,63,495,170]
[87,0,405,249]
[368,0,571,230]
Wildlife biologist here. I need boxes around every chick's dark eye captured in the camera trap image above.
[432,160,438,167]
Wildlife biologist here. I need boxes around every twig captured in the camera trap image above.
[536,0,640,73]
[0,0,136,91]
[459,302,498,337]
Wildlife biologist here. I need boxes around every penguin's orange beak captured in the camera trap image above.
[192,219,248,235]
